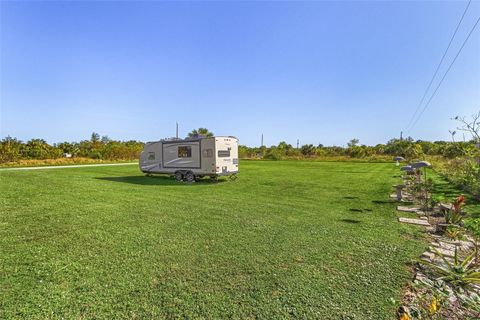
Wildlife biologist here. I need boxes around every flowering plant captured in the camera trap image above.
[453,195,465,213]
[443,195,466,225]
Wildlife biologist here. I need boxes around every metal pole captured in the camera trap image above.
[176,122,178,139]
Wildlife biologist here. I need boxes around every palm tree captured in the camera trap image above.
[187,128,214,138]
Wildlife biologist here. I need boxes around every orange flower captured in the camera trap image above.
[453,195,465,212]
[399,313,411,320]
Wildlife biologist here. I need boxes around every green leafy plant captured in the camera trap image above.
[421,247,480,293]
[464,219,480,238]
[411,178,434,211]
[464,218,480,265]
[430,195,445,210]
[444,210,465,225]
[459,291,480,313]
[445,225,465,241]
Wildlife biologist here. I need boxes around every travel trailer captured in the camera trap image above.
[139,136,239,182]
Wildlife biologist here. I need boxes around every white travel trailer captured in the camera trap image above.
[139,136,239,182]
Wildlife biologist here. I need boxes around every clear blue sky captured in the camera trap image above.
[1,1,479,147]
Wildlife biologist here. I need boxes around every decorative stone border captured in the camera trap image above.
[392,170,479,318]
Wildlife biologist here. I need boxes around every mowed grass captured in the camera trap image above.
[0,161,425,319]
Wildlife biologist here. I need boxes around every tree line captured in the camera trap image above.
[0,128,215,163]
[2,133,477,164]
[0,133,144,163]
[239,138,479,161]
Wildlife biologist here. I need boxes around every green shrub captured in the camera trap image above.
[263,149,283,160]
[421,247,480,293]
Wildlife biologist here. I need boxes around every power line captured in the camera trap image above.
[405,0,472,132]
[408,14,480,133]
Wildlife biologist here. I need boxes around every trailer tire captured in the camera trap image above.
[175,171,183,182]
[185,171,195,183]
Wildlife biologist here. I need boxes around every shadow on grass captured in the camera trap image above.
[431,175,480,217]
[349,208,374,214]
[432,179,479,203]
[371,199,395,205]
[340,219,361,224]
[96,175,227,186]
[432,180,463,199]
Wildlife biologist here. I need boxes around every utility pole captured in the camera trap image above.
[400,131,403,141]
[176,122,179,139]
[261,134,264,147]
[296,139,299,149]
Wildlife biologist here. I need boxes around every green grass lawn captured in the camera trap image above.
[0,161,426,319]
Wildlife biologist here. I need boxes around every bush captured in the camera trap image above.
[264,149,284,160]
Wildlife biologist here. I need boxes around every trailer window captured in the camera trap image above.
[218,150,230,157]
[148,152,155,160]
[203,149,213,158]
[178,146,192,158]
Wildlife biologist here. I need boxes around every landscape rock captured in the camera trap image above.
[414,271,428,283]
[429,246,455,258]
[452,240,474,250]
[426,226,436,233]
[439,203,454,211]
[431,241,454,249]
[436,241,456,251]
[420,251,434,262]
[438,239,474,250]
[398,217,430,226]
[397,206,421,212]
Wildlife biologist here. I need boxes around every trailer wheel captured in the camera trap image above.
[175,171,183,182]
[185,171,195,183]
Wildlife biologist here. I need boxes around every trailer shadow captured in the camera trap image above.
[96,175,227,186]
